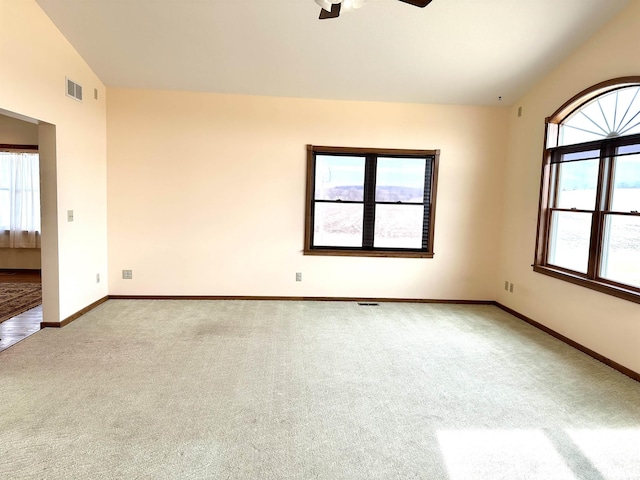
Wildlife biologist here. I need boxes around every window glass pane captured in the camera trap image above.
[617,144,640,156]
[0,159,8,229]
[559,86,640,146]
[315,155,365,201]
[375,157,425,202]
[0,152,40,233]
[548,211,592,274]
[611,154,640,212]
[0,160,9,188]
[600,214,640,289]
[313,202,363,247]
[558,150,600,162]
[374,204,424,249]
[559,123,605,147]
[0,190,9,229]
[555,160,599,210]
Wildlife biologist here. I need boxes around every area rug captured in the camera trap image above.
[0,282,42,324]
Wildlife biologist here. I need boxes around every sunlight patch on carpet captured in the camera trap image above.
[437,429,577,480]
[567,429,640,479]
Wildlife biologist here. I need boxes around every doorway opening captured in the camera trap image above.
[0,109,58,351]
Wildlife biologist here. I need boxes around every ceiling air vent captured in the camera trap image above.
[66,77,83,102]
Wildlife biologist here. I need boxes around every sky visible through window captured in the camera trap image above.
[548,154,640,287]
[313,154,429,249]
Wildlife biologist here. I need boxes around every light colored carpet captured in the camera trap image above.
[0,282,42,324]
[1,300,639,479]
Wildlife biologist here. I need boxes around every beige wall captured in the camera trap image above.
[0,249,41,269]
[0,0,108,322]
[497,1,640,373]
[107,90,508,299]
[0,114,41,269]
[0,114,38,144]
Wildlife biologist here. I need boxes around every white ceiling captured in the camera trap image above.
[36,0,630,106]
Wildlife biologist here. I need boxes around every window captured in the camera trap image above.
[534,78,640,303]
[0,149,41,249]
[304,145,439,257]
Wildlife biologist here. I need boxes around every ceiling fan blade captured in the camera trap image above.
[315,0,333,10]
[319,3,341,19]
[396,0,433,7]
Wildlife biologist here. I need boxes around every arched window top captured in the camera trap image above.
[536,77,640,305]
[559,85,640,146]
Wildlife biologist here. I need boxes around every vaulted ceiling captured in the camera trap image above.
[36,0,630,105]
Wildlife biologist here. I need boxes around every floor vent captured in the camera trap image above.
[66,77,83,101]
[358,302,379,306]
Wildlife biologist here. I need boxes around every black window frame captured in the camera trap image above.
[304,145,440,258]
[534,77,640,304]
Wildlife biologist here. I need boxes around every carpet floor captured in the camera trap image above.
[0,282,42,324]
[1,300,639,479]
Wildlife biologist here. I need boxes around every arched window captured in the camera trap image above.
[534,77,640,303]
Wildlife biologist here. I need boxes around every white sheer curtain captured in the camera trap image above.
[0,151,41,248]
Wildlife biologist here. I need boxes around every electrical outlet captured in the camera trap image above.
[96,273,100,283]
[504,280,509,291]
[296,272,302,282]
[509,283,514,293]
[122,270,133,280]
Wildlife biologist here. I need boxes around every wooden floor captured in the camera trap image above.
[0,270,43,353]
[0,269,42,283]
[0,305,43,352]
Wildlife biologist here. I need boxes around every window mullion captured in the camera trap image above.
[601,142,616,212]
[596,142,622,282]
[549,155,561,209]
[588,145,614,279]
[362,154,377,249]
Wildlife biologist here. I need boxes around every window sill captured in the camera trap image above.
[304,249,434,258]
[533,265,640,305]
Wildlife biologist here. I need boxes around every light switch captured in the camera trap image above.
[67,210,74,222]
